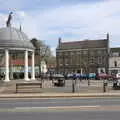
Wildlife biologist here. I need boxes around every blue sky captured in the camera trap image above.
[0,0,119,55]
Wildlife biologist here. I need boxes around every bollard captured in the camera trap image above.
[72,83,75,93]
[88,79,90,86]
[72,80,75,93]
[103,80,107,92]
[103,83,106,92]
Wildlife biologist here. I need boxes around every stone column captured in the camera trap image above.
[10,53,13,80]
[4,49,10,82]
[31,51,35,80]
[24,50,29,81]
[81,68,83,75]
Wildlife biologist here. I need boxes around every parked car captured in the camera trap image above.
[67,73,73,79]
[88,73,96,79]
[67,73,83,79]
[96,74,116,80]
[113,79,120,89]
[53,74,64,80]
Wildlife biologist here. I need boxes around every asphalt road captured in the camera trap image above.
[0,97,120,120]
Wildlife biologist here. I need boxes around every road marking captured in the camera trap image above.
[13,105,120,112]
[15,105,100,110]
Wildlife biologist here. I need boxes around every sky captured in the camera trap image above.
[0,0,119,55]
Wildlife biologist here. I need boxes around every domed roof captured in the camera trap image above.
[0,27,34,49]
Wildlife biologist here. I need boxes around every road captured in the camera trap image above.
[0,97,120,120]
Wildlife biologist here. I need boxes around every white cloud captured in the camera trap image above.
[0,0,120,54]
[0,13,7,27]
[51,46,56,56]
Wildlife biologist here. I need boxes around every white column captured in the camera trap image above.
[81,68,83,75]
[24,50,29,81]
[4,49,10,82]
[31,51,35,80]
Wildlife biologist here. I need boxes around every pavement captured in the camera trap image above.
[0,79,120,98]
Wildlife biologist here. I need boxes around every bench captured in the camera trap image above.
[16,82,42,93]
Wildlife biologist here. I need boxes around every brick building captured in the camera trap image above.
[56,34,109,74]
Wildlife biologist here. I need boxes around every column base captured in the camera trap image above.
[4,79,10,82]
[31,78,36,80]
[24,78,30,81]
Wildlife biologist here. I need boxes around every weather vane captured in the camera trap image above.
[6,12,13,27]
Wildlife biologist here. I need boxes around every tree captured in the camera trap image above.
[30,38,56,73]
[45,55,56,69]
[31,38,51,58]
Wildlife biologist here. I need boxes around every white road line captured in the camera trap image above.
[15,105,101,110]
